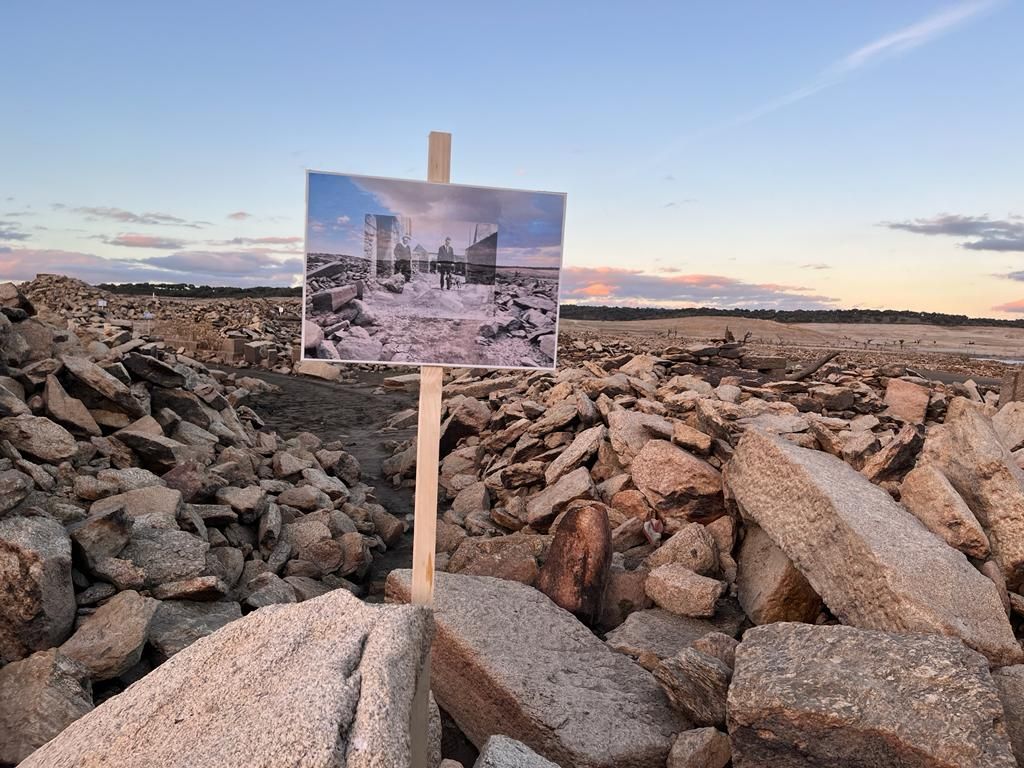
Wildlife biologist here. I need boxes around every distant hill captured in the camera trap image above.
[559,303,1024,329]
[96,283,302,299]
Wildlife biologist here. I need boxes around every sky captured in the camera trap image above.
[2,1,1023,315]
[306,173,564,268]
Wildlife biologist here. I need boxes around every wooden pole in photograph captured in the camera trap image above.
[410,130,450,768]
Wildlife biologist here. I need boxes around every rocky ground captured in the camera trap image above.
[303,258,558,368]
[7,274,1024,767]
[20,274,301,373]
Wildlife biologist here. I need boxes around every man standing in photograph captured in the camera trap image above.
[438,236,455,290]
[394,234,412,283]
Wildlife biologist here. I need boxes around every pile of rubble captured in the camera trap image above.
[376,345,1024,766]
[11,269,1024,767]
[562,324,1017,381]
[19,274,302,373]
[0,282,410,765]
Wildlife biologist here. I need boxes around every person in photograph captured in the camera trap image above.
[438,236,455,290]
[394,234,413,283]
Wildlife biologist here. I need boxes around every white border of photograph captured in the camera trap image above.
[300,170,567,372]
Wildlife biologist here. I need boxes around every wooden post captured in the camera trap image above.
[410,130,450,768]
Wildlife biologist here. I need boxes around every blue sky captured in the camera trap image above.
[2,1,1023,314]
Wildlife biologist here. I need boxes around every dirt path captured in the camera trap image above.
[225,367,418,594]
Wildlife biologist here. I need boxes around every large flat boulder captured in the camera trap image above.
[723,429,1021,665]
[387,569,679,768]
[920,398,1024,591]
[728,623,1017,767]
[0,515,76,662]
[21,589,433,768]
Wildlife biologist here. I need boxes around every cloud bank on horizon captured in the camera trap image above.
[0,245,301,287]
[560,266,838,310]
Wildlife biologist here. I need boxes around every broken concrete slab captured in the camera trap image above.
[21,589,432,768]
[728,623,1017,768]
[387,569,679,768]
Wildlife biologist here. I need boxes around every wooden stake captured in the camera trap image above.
[410,365,443,604]
[427,131,451,184]
[410,131,450,768]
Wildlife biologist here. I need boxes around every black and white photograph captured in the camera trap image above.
[301,172,565,369]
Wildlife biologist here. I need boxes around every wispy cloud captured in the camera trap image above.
[0,247,301,286]
[0,222,30,241]
[882,213,1024,251]
[226,211,251,220]
[560,266,838,309]
[738,1,996,126]
[71,206,205,228]
[101,233,188,249]
[210,236,303,247]
[801,263,833,270]
[658,0,997,159]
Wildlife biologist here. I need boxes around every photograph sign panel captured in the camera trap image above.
[302,172,565,370]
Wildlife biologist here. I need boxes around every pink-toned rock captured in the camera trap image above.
[724,428,1021,666]
[630,440,724,533]
[667,728,730,768]
[900,464,990,559]
[645,564,726,618]
[0,649,93,765]
[645,523,719,575]
[735,524,821,625]
[920,398,1024,592]
[525,467,596,529]
[728,623,1017,768]
[387,569,679,768]
[884,378,930,424]
[536,504,611,624]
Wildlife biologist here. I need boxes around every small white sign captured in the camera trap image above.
[143,311,154,320]
[97,299,108,307]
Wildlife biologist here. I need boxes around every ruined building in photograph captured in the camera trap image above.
[465,223,498,285]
